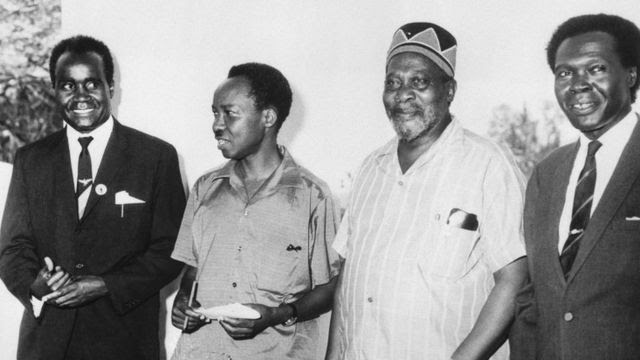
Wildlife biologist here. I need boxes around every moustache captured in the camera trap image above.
[213,129,225,138]
[390,106,424,117]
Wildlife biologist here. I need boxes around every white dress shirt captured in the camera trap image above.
[30,116,114,317]
[558,112,638,252]
[66,116,114,218]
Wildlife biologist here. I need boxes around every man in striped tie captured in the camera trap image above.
[511,14,640,360]
[327,22,528,360]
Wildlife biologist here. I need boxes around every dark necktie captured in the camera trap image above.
[76,136,94,197]
[560,140,602,277]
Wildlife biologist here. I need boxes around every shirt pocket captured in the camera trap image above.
[255,238,308,295]
[418,224,479,281]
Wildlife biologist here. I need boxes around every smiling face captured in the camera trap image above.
[383,52,454,143]
[554,31,636,139]
[211,77,269,160]
[54,51,113,133]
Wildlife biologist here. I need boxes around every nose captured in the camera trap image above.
[569,73,592,94]
[73,84,90,99]
[394,83,416,103]
[212,113,225,133]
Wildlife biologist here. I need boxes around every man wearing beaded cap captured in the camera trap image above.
[511,14,640,360]
[326,22,527,359]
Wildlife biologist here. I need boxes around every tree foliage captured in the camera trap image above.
[0,0,61,163]
[487,101,563,178]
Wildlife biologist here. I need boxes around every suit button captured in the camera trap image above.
[564,312,573,321]
[367,297,374,303]
[232,282,237,288]
[75,263,84,269]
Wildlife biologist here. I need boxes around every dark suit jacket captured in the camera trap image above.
[0,120,185,360]
[512,118,640,360]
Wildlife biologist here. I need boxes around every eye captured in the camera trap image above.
[59,82,74,91]
[85,80,97,90]
[590,64,606,73]
[412,77,429,89]
[555,70,572,79]
[384,78,401,90]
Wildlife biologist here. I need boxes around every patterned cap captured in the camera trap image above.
[386,22,457,77]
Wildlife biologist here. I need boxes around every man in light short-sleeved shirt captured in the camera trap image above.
[326,22,527,360]
[171,63,341,360]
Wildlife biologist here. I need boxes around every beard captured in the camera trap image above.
[389,105,439,142]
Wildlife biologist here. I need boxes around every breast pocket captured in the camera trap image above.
[255,238,308,295]
[418,225,479,281]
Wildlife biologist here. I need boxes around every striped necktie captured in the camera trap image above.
[76,136,94,197]
[560,140,602,277]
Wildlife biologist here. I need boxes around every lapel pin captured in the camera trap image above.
[95,184,107,196]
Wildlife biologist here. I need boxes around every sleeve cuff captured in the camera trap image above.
[30,295,44,318]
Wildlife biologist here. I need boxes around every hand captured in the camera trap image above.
[171,292,210,333]
[219,303,279,340]
[30,258,72,299]
[47,275,108,307]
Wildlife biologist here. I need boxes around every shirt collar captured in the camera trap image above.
[65,115,114,144]
[578,111,638,150]
[211,146,304,191]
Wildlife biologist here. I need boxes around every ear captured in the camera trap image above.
[628,67,637,88]
[262,107,278,129]
[109,83,115,98]
[445,79,457,104]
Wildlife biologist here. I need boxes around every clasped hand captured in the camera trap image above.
[30,259,108,307]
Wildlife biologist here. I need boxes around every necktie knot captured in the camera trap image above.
[586,140,602,158]
[78,136,94,151]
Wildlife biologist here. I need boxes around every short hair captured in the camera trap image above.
[49,35,114,86]
[546,14,640,102]
[228,63,292,130]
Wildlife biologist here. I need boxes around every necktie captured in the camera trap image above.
[77,136,94,197]
[560,140,602,277]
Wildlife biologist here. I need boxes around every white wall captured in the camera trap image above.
[27,0,638,358]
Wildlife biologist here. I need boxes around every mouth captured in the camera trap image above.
[69,102,97,115]
[567,99,599,115]
[215,138,230,148]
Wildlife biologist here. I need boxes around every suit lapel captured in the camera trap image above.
[545,143,579,284]
[52,130,78,257]
[79,121,128,222]
[567,119,640,282]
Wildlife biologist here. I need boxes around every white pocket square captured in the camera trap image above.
[625,216,640,221]
[115,191,145,205]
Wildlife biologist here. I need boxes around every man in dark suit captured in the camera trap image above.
[512,14,640,359]
[0,35,185,360]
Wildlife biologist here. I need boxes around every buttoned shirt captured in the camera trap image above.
[329,119,526,360]
[171,148,341,360]
[557,112,638,252]
[66,116,113,217]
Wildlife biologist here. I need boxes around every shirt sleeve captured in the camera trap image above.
[308,189,342,288]
[332,207,350,259]
[171,182,199,268]
[479,149,527,273]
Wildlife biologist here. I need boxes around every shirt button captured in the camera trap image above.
[564,312,573,321]
[398,181,404,186]
[244,209,249,216]
[232,282,237,288]
[367,297,374,303]
[75,263,84,269]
